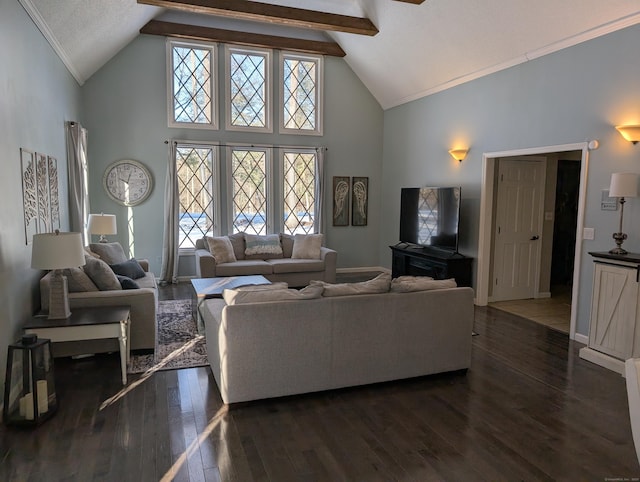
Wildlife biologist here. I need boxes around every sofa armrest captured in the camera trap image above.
[320,247,337,283]
[136,258,150,272]
[195,248,217,278]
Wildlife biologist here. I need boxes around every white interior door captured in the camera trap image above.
[492,158,545,301]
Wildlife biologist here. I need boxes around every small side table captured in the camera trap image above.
[23,306,131,385]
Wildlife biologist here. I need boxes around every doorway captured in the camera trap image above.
[476,143,590,341]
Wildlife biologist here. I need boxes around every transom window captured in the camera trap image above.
[168,40,217,129]
[281,52,323,136]
[226,46,271,132]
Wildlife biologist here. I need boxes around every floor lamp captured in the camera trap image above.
[609,172,639,255]
[31,231,86,319]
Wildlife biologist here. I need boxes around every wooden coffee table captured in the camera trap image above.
[190,275,271,332]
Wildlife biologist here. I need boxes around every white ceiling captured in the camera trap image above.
[21,0,640,109]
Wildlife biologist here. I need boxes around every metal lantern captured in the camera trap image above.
[3,334,57,426]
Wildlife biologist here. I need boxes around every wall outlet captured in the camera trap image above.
[583,227,595,240]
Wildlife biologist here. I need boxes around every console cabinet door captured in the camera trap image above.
[588,262,639,360]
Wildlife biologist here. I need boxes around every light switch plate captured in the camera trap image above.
[583,227,595,240]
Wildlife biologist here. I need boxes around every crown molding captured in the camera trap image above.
[19,0,85,85]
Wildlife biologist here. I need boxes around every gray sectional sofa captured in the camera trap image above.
[195,233,337,287]
[199,280,474,404]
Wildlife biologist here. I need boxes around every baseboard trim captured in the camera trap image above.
[574,333,589,345]
[336,266,390,274]
[579,347,624,375]
[536,292,551,299]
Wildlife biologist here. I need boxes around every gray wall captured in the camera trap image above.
[81,35,384,274]
[380,23,640,337]
[0,0,81,396]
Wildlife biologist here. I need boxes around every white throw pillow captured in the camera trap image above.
[244,234,283,258]
[223,284,323,305]
[312,272,391,297]
[291,234,323,259]
[206,236,237,264]
[390,277,457,292]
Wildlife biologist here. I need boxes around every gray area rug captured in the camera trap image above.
[127,299,208,374]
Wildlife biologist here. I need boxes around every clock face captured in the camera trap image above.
[103,160,153,206]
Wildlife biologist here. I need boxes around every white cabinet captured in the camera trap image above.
[579,252,640,374]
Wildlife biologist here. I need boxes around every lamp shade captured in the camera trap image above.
[609,172,639,198]
[31,232,86,270]
[87,214,117,235]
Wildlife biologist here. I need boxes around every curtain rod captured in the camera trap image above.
[163,140,327,151]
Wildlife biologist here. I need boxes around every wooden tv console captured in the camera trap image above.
[390,245,473,287]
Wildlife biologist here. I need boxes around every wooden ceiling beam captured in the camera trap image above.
[140,20,346,57]
[138,0,378,36]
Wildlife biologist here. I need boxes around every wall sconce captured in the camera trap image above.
[449,148,469,162]
[615,125,640,144]
[608,172,639,255]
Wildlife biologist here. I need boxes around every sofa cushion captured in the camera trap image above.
[245,234,283,259]
[116,275,140,290]
[291,234,323,259]
[135,272,158,289]
[312,272,391,297]
[83,256,122,291]
[223,284,323,305]
[228,232,246,260]
[206,236,237,264]
[89,242,128,265]
[267,258,325,274]
[280,233,295,258]
[110,258,146,280]
[215,260,273,277]
[62,267,99,292]
[234,281,288,291]
[390,276,457,292]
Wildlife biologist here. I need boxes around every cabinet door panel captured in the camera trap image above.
[589,263,638,360]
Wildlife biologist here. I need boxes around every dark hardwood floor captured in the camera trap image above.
[1,282,638,481]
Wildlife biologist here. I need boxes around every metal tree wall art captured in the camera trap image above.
[21,149,60,244]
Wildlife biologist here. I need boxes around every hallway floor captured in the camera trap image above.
[488,285,572,334]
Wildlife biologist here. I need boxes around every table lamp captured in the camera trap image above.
[31,231,86,319]
[608,172,639,255]
[87,213,117,242]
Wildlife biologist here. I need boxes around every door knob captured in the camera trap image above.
[530,235,539,241]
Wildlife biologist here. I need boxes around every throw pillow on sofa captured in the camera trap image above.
[116,274,140,290]
[390,276,457,292]
[312,272,391,297]
[206,236,237,264]
[223,284,323,305]
[110,258,146,280]
[89,242,128,265]
[244,234,283,259]
[83,256,121,291]
[62,267,99,292]
[291,233,323,259]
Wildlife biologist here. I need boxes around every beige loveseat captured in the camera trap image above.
[199,275,474,404]
[195,233,337,287]
[39,243,157,355]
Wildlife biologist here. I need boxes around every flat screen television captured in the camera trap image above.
[399,186,461,253]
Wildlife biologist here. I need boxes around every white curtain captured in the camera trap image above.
[66,122,90,243]
[160,141,179,284]
[315,147,326,235]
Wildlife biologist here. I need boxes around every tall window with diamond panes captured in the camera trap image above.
[169,40,217,129]
[176,145,216,248]
[226,46,271,132]
[281,53,323,135]
[283,149,317,234]
[230,148,269,235]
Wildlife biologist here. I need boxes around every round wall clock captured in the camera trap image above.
[103,159,153,206]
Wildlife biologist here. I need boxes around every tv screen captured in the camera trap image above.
[399,186,461,252]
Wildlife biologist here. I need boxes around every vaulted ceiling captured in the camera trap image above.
[21,0,640,109]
